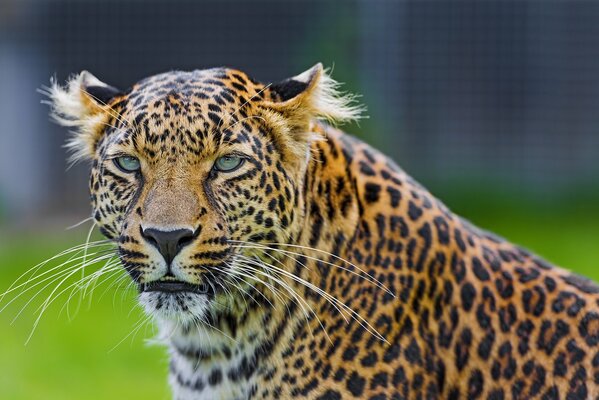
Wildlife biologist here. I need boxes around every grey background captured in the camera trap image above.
[1,0,598,225]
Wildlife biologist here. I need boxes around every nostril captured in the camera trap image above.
[177,235,193,250]
[176,226,201,252]
[184,226,201,245]
[141,227,197,266]
[140,227,158,246]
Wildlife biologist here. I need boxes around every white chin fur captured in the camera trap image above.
[138,292,211,326]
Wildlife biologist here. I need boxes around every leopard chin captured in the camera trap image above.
[138,291,213,325]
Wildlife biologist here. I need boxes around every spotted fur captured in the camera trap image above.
[49,64,599,399]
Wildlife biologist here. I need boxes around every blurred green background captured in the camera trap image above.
[0,231,170,400]
[0,0,598,399]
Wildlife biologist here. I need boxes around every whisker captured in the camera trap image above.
[214,266,261,311]
[66,216,94,230]
[24,253,119,344]
[0,241,114,302]
[224,265,285,309]
[216,271,247,310]
[0,249,117,312]
[194,314,237,344]
[111,277,137,313]
[79,87,134,133]
[216,267,259,313]
[81,250,122,304]
[239,252,329,338]
[230,240,394,296]
[66,221,98,320]
[28,253,117,310]
[237,255,387,343]
[239,250,346,331]
[232,259,324,342]
[3,265,81,316]
[59,262,122,316]
[108,313,153,353]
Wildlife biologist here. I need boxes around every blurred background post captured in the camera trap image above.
[0,1,597,399]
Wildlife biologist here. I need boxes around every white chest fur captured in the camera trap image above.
[164,323,260,400]
[169,347,256,400]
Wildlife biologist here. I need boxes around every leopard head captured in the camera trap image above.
[48,64,361,325]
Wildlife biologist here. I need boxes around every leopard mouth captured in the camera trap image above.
[140,280,213,295]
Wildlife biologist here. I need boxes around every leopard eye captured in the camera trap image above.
[214,155,244,172]
[114,156,141,173]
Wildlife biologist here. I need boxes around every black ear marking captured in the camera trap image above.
[270,79,309,102]
[84,84,123,105]
[79,71,123,105]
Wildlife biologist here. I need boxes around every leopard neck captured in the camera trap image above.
[295,122,461,341]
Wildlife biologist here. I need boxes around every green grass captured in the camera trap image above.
[0,196,597,399]
[0,233,169,400]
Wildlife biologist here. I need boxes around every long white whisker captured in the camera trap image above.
[28,253,118,318]
[3,265,82,317]
[66,216,94,230]
[230,241,394,296]
[66,221,98,320]
[59,262,121,316]
[25,253,119,344]
[110,275,136,312]
[224,266,285,309]
[78,87,134,133]
[233,259,323,342]
[195,314,237,344]
[0,249,117,313]
[215,266,262,311]
[108,313,153,353]
[215,267,254,312]
[82,251,122,305]
[235,259,326,339]
[255,250,334,331]
[241,251,328,338]
[0,241,113,303]
[237,255,387,343]
[242,247,347,334]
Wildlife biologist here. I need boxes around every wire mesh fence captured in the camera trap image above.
[1,0,598,221]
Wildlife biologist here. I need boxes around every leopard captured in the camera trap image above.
[47,63,599,399]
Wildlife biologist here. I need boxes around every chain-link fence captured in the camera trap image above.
[1,0,598,223]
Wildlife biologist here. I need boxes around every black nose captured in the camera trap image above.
[141,228,195,266]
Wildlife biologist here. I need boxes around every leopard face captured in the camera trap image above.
[49,64,360,326]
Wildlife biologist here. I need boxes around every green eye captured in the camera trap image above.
[214,155,244,172]
[114,156,141,173]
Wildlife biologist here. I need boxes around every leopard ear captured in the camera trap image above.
[79,71,123,107]
[47,71,122,124]
[45,71,123,162]
[264,63,365,130]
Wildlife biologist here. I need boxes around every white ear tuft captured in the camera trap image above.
[45,72,90,128]
[304,64,366,124]
[267,63,366,126]
[41,71,121,164]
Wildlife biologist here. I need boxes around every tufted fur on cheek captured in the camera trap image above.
[260,63,365,163]
[44,71,123,163]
